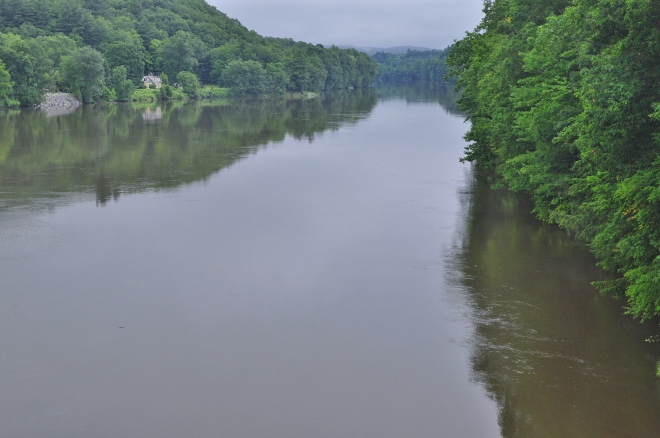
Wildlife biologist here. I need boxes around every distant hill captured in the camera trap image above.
[338,46,436,56]
[370,47,452,85]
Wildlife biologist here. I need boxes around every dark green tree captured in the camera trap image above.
[104,40,146,83]
[0,32,53,105]
[176,70,200,99]
[0,60,15,107]
[159,31,206,78]
[110,65,134,102]
[210,40,242,81]
[62,45,106,103]
[448,0,660,320]
[221,60,266,95]
[265,62,289,94]
[158,84,173,100]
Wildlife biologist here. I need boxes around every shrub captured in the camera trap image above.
[221,60,267,95]
[131,88,158,102]
[198,86,228,100]
[176,71,200,99]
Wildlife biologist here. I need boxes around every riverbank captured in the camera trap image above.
[37,93,81,117]
[286,92,319,100]
[38,93,81,110]
[27,89,319,112]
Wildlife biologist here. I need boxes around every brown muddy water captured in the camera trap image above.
[0,86,658,437]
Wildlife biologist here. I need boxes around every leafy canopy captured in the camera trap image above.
[448,0,660,320]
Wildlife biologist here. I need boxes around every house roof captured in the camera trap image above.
[142,75,162,83]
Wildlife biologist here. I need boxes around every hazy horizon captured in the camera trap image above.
[209,0,484,49]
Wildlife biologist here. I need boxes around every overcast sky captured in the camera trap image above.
[208,0,484,50]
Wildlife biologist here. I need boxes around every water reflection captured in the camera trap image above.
[0,89,377,208]
[141,107,163,123]
[2,84,659,436]
[1,88,502,437]
[40,105,80,118]
[454,170,660,437]
[375,82,461,114]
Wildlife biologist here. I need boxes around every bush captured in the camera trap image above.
[111,66,134,102]
[171,87,187,100]
[131,88,158,102]
[61,46,106,103]
[176,71,200,99]
[221,60,266,95]
[158,84,174,101]
[0,60,13,107]
[198,86,228,100]
[0,98,19,109]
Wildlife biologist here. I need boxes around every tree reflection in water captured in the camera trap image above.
[452,169,660,438]
[0,90,378,208]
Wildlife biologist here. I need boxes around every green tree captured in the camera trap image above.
[37,34,78,66]
[221,60,266,95]
[285,49,327,92]
[62,46,106,103]
[265,62,289,94]
[210,40,242,81]
[110,65,133,102]
[0,0,24,28]
[158,84,173,100]
[338,50,358,88]
[55,2,84,35]
[355,52,377,87]
[104,40,146,83]
[447,0,660,319]
[0,60,15,107]
[372,49,448,84]
[176,70,200,99]
[0,32,53,106]
[21,0,55,29]
[159,31,206,78]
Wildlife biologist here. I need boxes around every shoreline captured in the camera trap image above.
[27,89,322,113]
[37,93,81,116]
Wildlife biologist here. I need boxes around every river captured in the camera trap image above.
[0,86,658,437]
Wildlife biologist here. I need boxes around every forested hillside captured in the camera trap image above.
[0,0,378,106]
[372,49,450,84]
[448,0,660,319]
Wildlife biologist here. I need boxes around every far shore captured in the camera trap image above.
[33,89,320,111]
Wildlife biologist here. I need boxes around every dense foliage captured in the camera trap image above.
[372,48,450,84]
[448,0,660,319]
[0,0,378,105]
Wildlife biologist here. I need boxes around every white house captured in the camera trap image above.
[142,74,162,89]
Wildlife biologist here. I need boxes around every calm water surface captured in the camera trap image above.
[0,87,659,437]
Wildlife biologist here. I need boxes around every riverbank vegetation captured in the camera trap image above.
[448,0,660,320]
[0,0,378,107]
[372,48,450,84]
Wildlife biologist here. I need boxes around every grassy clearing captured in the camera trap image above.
[131,89,158,102]
[131,86,226,102]
[199,86,229,100]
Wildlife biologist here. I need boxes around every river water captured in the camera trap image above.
[0,86,659,437]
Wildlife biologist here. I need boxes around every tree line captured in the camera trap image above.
[0,0,378,106]
[372,48,450,84]
[448,0,660,320]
